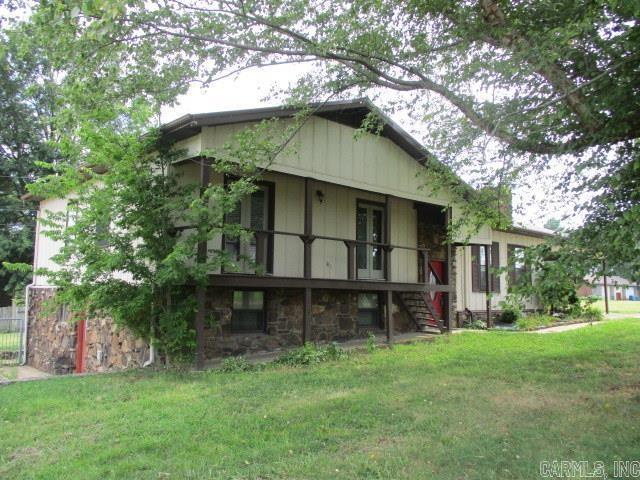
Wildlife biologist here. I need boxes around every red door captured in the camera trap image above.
[75,319,87,374]
[429,261,446,318]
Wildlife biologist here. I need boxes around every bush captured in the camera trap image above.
[274,342,347,367]
[366,332,377,353]
[582,305,604,322]
[219,356,255,373]
[499,295,523,324]
[464,319,487,330]
[516,314,555,331]
[500,308,520,324]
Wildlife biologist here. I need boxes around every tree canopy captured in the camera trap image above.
[0,27,58,301]
[20,0,639,274]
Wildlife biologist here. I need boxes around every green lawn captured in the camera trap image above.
[0,332,20,353]
[1,319,640,479]
[594,299,640,314]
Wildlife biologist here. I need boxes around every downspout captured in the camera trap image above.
[143,338,155,367]
[21,283,33,365]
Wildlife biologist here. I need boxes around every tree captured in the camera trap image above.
[0,27,58,302]
[24,0,640,272]
[30,114,305,360]
[543,218,562,233]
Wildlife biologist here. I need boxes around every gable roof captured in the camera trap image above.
[160,98,436,164]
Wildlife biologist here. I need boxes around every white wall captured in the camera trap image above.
[456,230,546,312]
[33,197,68,285]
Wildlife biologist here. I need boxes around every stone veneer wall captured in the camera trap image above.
[28,286,418,373]
[27,288,77,374]
[203,287,415,359]
[27,287,148,375]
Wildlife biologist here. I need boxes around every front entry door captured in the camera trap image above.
[356,203,385,279]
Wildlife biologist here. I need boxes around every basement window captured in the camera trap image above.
[357,293,381,328]
[231,291,265,333]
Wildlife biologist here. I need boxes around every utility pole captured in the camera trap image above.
[602,260,609,315]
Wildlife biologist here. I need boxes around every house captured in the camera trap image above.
[582,276,640,301]
[26,99,549,374]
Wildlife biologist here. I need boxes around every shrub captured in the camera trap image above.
[366,332,377,353]
[499,295,523,324]
[464,319,487,330]
[274,342,347,367]
[516,314,555,331]
[500,308,520,324]
[582,305,604,322]
[220,356,255,373]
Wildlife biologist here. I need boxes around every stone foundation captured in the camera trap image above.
[27,287,148,375]
[28,286,420,374]
[203,288,415,359]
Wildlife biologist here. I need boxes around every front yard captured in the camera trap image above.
[594,299,640,315]
[1,319,639,479]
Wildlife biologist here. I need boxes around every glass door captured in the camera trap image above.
[356,203,385,279]
[224,186,269,274]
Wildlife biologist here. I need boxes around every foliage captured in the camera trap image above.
[274,342,348,367]
[27,113,302,360]
[580,305,604,323]
[498,295,523,324]
[366,332,377,353]
[463,319,486,330]
[515,314,555,331]
[0,27,58,300]
[219,356,256,373]
[510,243,587,315]
[18,0,640,261]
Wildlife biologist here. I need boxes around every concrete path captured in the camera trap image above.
[0,365,50,384]
[532,321,599,334]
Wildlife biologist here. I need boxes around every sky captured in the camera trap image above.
[162,64,575,232]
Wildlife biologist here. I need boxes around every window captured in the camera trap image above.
[471,243,500,292]
[357,293,381,328]
[231,291,265,333]
[508,245,529,288]
[224,181,274,274]
[356,202,385,279]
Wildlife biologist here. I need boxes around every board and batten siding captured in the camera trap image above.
[456,230,546,312]
[197,115,486,245]
[174,162,418,282]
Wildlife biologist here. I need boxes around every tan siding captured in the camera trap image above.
[456,231,547,312]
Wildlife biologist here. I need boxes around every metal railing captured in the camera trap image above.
[0,305,26,366]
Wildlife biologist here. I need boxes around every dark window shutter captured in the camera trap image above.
[491,242,500,293]
[471,245,480,292]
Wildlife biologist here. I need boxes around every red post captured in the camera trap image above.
[75,319,86,374]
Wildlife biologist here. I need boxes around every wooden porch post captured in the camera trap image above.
[385,289,394,344]
[302,177,314,344]
[344,241,356,280]
[445,206,453,329]
[384,195,392,281]
[485,244,492,328]
[195,158,211,370]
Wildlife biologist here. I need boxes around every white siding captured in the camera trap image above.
[456,230,546,312]
[33,197,68,285]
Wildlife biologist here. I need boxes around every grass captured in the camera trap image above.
[594,299,640,314]
[1,319,640,479]
[515,313,555,331]
[0,332,20,353]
